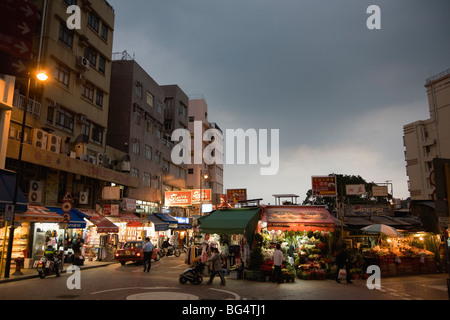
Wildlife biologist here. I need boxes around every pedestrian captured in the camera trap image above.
[272,243,284,283]
[335,243,352,284]
[143,237,154,272]
[206,247,226,286]
[72,236,84,266]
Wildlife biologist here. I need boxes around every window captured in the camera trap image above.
[135,84,142,98]
[92,123,103,144]
[188,168,194,174]
[189,116,195,122]
[146,92,153,107]
[134,110,141,125]
[58,22,73,48]
[47,106,54,124]
[132,139,140,154]
[98,56,106,74]
[88,12,99,32]
[154,151,161,164]
[131,168,139,178]
[82,83,94,102]
[96,90,104,108]
[157,101,162,114]
[82,121,90,137]
[55,109,74,132]
[101,24,108,41]
[145,145,152,160]
[143,173,151,187]
[84,47,97,67]
[62,0,77,6]
[54,63,70,87]
[146,121,152,133]
[164,121,172,131]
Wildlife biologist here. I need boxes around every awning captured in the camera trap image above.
[262,206,335,232]
[343,216,412,228]
[13,206,63,223]
[80,209,119,233]
[155,213,178,228]
[119,212,143,227]
[198,208,261,245]
[0,169,28,213]
[146,214,169,231]
[47,207,87,228]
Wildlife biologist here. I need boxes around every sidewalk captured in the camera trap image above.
[0,260,116,284]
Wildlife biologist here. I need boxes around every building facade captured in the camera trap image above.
[5,0,138,209]
[107,59,188,215]
[187,97,224,213]
[403,68,450,200]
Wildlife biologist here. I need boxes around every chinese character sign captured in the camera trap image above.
[226,189,247,203]
[312,176,337,197]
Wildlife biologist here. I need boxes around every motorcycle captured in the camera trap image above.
[160,241,181,257]
[179,262,205,285]
[34,251,63,279]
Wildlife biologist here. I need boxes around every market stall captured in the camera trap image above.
[257,206,337,281]
[361,230,439,276]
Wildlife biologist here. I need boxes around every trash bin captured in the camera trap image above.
[13,257,24,275]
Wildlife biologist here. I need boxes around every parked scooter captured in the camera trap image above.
[179,262,205,285]
[34,247,63,278]
[160,240,181,257]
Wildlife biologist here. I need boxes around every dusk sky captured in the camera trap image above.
[107,0,450,204]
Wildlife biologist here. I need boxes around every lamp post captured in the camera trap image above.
[199,170,209,213]
[3,71,47,278]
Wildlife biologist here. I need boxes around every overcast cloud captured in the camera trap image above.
[107,0,450,203]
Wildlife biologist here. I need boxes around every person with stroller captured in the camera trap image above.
[206,247,226,286]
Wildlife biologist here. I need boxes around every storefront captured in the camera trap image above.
[80,209,119,261]
[1,206,64,269]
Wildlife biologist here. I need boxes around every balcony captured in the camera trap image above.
[12,93,41,117]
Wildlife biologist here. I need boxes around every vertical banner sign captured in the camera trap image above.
[312,176,337,197]
[0,0,38,76]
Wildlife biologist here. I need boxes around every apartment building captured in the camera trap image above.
[107,58,188,215]
[187,97,224,212]
[403,68,450,201]
[5,0,138,208]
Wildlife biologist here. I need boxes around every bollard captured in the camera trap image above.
[13,257,24,276]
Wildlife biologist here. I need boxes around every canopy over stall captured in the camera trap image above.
[146,214,169,231]
[262,205,335,232]
[155,213,178,229]
[80,209,119,233]
[15,206,63,222]
[47,207,87,228]
[198,208,262,245]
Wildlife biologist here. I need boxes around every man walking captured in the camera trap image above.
[143,237,154,272]
[206,247,226,286]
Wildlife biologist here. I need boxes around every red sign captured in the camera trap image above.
[227,189,247,203]
[0,0,37,76]
[165,191,192,207]
[312,176,337,197]
[191,189,212,204]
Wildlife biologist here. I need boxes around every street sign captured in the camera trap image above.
[0,0,37,76]
[4,204,14,223]
[62,201,72,213]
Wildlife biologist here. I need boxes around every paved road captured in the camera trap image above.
[0,255,448,302]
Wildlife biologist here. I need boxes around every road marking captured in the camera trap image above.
[90,286,177,295]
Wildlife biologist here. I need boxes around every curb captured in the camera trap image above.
[0,262,116,284]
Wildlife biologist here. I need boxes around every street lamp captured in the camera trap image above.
[3,70,48,278]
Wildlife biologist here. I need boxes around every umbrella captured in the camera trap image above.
[361,224,402,237]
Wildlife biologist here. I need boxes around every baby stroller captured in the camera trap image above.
[179,262,205,285]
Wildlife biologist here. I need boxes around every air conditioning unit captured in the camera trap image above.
[31,129,48,149]
[29,180,43,204]
[75,142,87,158]
[78,56,90,70]
[96,153,105,166]
[76,73,86,83]
[47,134,61,153]
[88,155,96,165]
[120,161,131,172]
[79,191,89,204]
[80,154,89,162]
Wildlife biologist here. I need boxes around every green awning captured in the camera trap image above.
[198,208,261,244]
